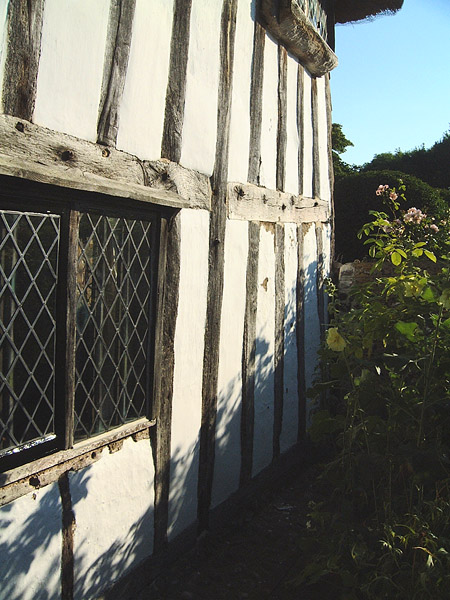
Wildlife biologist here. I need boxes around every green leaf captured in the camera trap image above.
[395,321,418,341]
[424,249,437,263]
[391,251,402,266]
[421,286,436,303]
[411,248,423,258]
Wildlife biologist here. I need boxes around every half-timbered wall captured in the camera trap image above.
[0,1,335,598]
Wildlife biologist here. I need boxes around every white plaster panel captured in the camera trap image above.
[71,438,155,600]
[33,0,109,141]
[180,0,221,176]
[212,219,248,508]
[116,0,173,160]
[0,0,9,110]
[169,209,209,540]
[227,0,253,183]
[280,222,299,452]
[302,223,321,422]
[302,72,313,198]
[0,483,61,600]
[317,76,330,202]
[285,54,300,195]
[252,224,275,476]
[259,34,278,190]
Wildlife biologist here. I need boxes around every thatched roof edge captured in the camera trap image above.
[334,0,404,24]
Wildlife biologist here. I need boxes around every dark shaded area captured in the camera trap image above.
[142,462,315,600]
[334,170,448,262]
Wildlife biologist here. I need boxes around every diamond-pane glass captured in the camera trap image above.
[0,211,60,454]
[74,213,152,440]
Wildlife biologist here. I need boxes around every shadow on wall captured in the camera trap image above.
[0,257,323,600]
[0,470,90,600]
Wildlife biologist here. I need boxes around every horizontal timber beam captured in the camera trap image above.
[258,0,338,77]
[228,181,329,224]
[0,114,210,211]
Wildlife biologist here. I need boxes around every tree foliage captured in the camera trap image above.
[332,126,450,261]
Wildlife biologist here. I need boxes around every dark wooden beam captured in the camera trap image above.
[297,65,305,196]
[1,0,45,120]
[276,46,288,192]
[151,215,180,551]
[311,77,320,199]
[97,0,137,146]
[248,21,265,185]
[161,0,193,162]
[58,472,75,600]
[296,224,307,441]
[240,221,259,484]
[315,221,326,332]
[198,0,238,532]
[273,224,285,459]
[325,74,335,261]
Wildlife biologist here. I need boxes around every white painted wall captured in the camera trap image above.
[71,438,155,600]
[227,0,253,183]
[317,76,330,202]
[33,0,109,141]
[0,0,9,110]
[0,483,61,600]
[116,0,173,160]
[259,34,278,190]
[253,223,275,476]
[302,223,321,421]
[180,0,221,176]
[212,219,248,508]
[168,209,209,540]
[280,222,299,451]
[302,71,313,198]
[284,54,300,195]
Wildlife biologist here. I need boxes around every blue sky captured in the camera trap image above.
[330,0,450,166]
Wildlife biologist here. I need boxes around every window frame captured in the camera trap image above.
[0,175,173,473]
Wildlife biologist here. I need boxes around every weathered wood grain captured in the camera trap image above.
[56,210,80,451]
[311,77,320,200]
[240,221,259,485]
[1,0,45,119]
[161,0,193,162]
[297,65,305,196]
[97,0,137,146]
[0,115,209,210]
[198,0,238,532]
[0,418,154,500]
[276,46,288,192]
[228,181,329,224]
[151,215,180,551]
[248,20,265,185]
[258,0,338,77]
[296,224,307,440]
[273,224,285,459]
[59,472,75,600]
[143,159,211,210]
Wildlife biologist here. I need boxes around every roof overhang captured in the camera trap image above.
[334,0,404,24]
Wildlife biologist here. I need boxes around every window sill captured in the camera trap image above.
[258,0,338,77]
[0,418,156,506]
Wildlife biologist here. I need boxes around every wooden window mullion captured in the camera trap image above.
[55,209,80,450]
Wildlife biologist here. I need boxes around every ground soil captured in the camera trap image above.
[141,464,315,600]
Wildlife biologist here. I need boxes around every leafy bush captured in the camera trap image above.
[334,171,449,262]
[300,184,450,599]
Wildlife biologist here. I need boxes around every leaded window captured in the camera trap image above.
[0,188,161,471]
